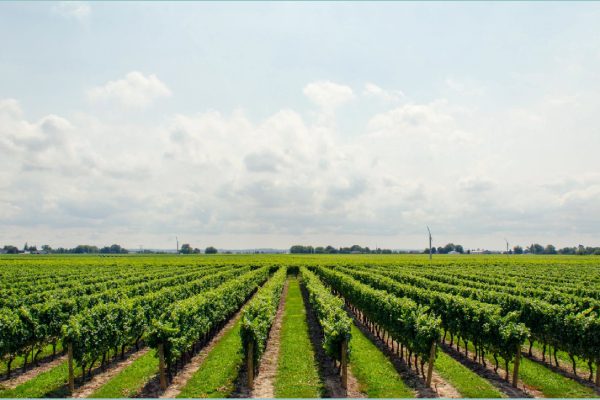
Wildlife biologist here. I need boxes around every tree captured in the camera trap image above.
[205,246,218,254]
[41,245,52,253]
[527,243,544,255]
[180,244,192,254]
[3,245,19,254]
[543,244,557,254]
[513,245,524,254]
[100,244,128,254]
[72,245,99,254]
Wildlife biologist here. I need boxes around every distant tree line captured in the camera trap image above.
[290,245,394,254]
[422,243,465,254]
[512,243,600,255]
[179,243,218,254]
[1,243,128,254]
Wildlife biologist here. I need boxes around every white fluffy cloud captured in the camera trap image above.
[3,78,600,249]
[303,81,355,110]
[88,71,172,108]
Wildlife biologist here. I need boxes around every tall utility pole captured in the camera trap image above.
[427,226,433,263]
[505,238,510,256]
[176,237,179,254]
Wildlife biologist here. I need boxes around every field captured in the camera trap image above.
[0,254,599,398]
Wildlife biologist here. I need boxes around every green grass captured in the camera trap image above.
[90,349,159,398]
[435,350,504,398]
[0,361,72,398]
[511,357,597,398]
[463,341,598,398]
[274,277,323,398]
[0,343,63,376]
[177,319,244,398]
[527,341,596,378]
[348,323,414,398]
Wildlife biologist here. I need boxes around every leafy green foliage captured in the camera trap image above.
[240,267,287,367]
[300,267,351,361]
[311,266,441,361]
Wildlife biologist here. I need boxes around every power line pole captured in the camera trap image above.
[427,226,432,264]
[176,237,179,254]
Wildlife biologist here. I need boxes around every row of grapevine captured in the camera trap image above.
[0,264,244,377]
[389,264,600,303]
[300,267,351,362]
[357,265,600,380]
[327,266,528,378]
[240,267,287,387]
[310,266,440,386]
[63,267,250,376]
[369,263,599,309]
[147,266,275,388]
[300,267,352,388]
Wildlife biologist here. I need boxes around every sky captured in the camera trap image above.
[2,2,600,250]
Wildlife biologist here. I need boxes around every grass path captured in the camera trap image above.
[459,340,598,398]
[526,341,597,380]
[0,361,71,398]
[0,343,63,377]
[513,356,597,398]
[274,276,322,398]
[348,323,414,398]
[435,350,504,398]
[89,350,158,398]
[176,319,244,398]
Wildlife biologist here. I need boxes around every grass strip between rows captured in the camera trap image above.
[434,350,504,398]
[274,276,323,398]
[348,323,415,398]
[89,350,159,398]
[177,319,244,398]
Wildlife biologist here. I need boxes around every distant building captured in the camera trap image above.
[448,250,460,255]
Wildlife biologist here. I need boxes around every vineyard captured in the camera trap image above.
[0,254,599,398]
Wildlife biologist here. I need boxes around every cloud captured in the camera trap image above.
[363,83,404,102]
[4,73,600,249]
[88,71,171,108]
[54,2,91,21]
[457,177,494,193]
[303,81,354,110]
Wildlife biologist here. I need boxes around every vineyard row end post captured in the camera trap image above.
[341,339,348,389]
[158,343,167,390]
[512,345,521,388]
[68,342,74,393]
[426,341,436,388]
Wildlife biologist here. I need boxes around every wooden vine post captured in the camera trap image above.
[512,345,521,388]
[67,342,74,393]
[158,343,167,390]
[341,339,348,389]
[247,341,254,389]
[426,341,436,388]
